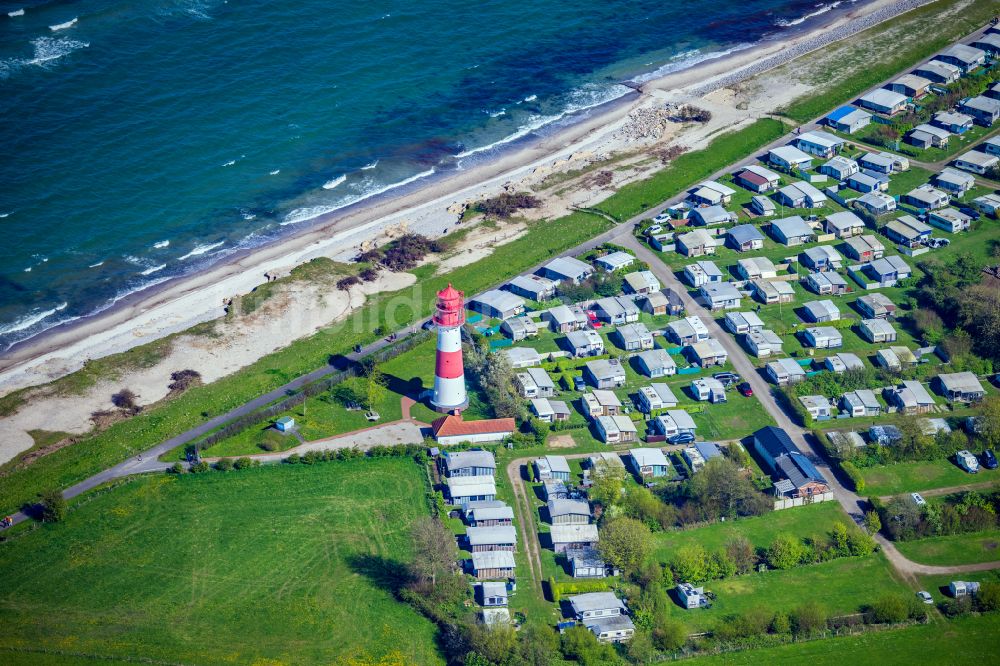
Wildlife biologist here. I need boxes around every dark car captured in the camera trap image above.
[668,431,696,445]
[737,382,753,397]
[713,371,740,387]
[983,450,999,470]
[573,375,586,391]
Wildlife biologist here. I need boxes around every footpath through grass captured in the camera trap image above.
[0,211,611,514]
[0,458,443,666]
[594,118,788,221]
[685,613,1000,665]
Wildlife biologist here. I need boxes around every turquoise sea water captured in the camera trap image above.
[0,0,861,350]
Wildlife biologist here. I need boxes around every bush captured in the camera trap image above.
[37,489,67,523]
[167,462,185,475]
[869,594,909,624]
[233,456,257,470]
[978,582,1000,612]
[766,534,806,570]
[189,461,210,473]
[214,458,234,472]
[791,601,827,637]
[168,369,202,393]
[548,578,610,603]
[477,192,541,219]
[336,275,361,290]
[840,460,866,493]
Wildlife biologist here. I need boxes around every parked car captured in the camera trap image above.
[713,371,740,387]
[911,492,926,506]
[926,237,950,249]
[916,591,933,605]
[983,449,999,470]
[737,382,753,397]
[653,212,671,223]
[573,375,586,391]
[587,311,602,329]
[646,224,664,235]
[668,432,696,445]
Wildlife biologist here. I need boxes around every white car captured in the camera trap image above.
[646,224,664,235]
[911,492,926,506]
[653,212,671,223]
[917,591,933,604]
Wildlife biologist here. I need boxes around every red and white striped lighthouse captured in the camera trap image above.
[431,284,468,413]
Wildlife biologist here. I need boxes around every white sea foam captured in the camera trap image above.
[123,254,145,266]
[269,169,281,175]
[88,261,105,268]
[488,108,506,118]
[776,1,843,27]
[0,212,10,218]
[222,159,236,167]
[152,240,170,249]
[23,267,31,272]
[523,94,538,103]
[281,167,436,226]
[178,241,225,260]
[362,161,378,170]
[631,43,754,84]
[141,263,167,275]
[49,17,78,31]
[0,36,90,79]
[0,302,67,336]
[322,174,347,190]
[239,209,256,220]
[8,8,24,17]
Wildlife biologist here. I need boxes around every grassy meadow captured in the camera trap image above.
[0,459,444,666]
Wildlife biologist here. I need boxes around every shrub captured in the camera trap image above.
[791,601,827,637]
[978,583,1000,612]
[337,275,361,290]
[111,388,142,415]
[168,369,202,393]
[37,489,67,523]
[167,462,185,475]
[189,461,210,473]
[214,458,234,472]
[233,456,256,470]
[766,534,806,570]
[869,594,909,624]
[478,192,541,219]
[840,460,866,493]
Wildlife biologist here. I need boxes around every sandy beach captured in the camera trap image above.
[0,0,946,463]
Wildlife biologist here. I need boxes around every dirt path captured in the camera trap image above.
[506,457,544,596]
[879,480,1000,503]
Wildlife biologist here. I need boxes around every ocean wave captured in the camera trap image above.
[523,94,538,103]
[0,36,90,79]
[141,263,167,275]
[454,83,629,162]
[178,240,224,260]
[269,169,281,175]
[0,302,67,336]
[0,212,10,218]
[362,161,378,170]
[123,254,146,266]
[23,267,31,272]
[8,8,24,17]
[322,174,347,190]
[631,43,754,84]
[88,261,105,268]
[280,167,437,227]
[152,240,170,249]
[49,17,78,31]
[487,108,506,118]
[239,208,256,220]
[775,1,843,27]
[221,159,236,167]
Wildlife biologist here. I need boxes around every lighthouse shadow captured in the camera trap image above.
[384,372,427,403]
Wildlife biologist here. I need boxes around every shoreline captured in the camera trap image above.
[0,0,922,393]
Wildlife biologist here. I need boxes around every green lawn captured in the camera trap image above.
[685,613,1000,665]
[651,501,856,564]
[662,553,905,633]
[917,569,1000,602]
[895,530,1000,566]
[860,459,1000,497]
[0,459,444,666]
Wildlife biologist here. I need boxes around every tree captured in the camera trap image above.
[364,363,388,412]
[466,621,517,665]
[516,624,560,666]
[625,630,656,664]
[671,543,710,583]
[830,521,850,555]
[766,534,805,570]
[791,601,827,637]
[726,535,757,574]
[597,517,652,576]
[559,625,620,665]
[409,516,455,589]
[37,489,67,523]
[863,510,882,535]
[652,617,687,651]
[769,611,791,634]
[589,460,626,510]
[978,396,1000,452]
[688,457,770,519]
[977,583,1000,612]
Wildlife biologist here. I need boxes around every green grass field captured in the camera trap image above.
[685,613,1000,665]
[0,459,444,666]
[895,530,1000,566]
[651,501,856,564]
[662,553,905,633]
[860,459,1000,497]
